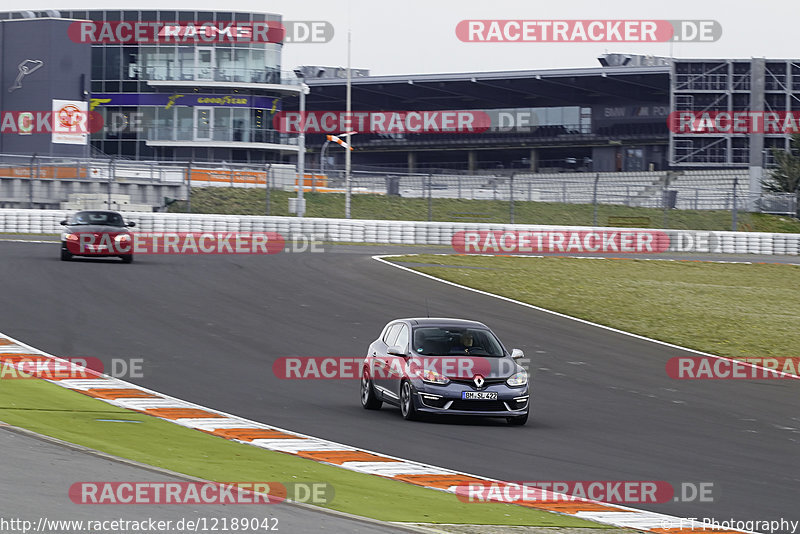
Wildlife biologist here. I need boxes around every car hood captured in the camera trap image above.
[407,354,522,379]
[64,225,130,234]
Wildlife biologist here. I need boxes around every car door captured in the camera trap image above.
[372,323,402,403]
[387,324,410,399]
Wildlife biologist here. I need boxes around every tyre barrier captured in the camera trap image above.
[1,208,798,255]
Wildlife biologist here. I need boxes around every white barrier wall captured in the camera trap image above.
[1,208,798,255]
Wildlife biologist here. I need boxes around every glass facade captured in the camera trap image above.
[0,10,296,162]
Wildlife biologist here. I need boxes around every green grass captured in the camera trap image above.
[168,188,800,234]
[0,378,602,527]
[391,255,800,360]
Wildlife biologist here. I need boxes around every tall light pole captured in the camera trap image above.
[293,70,309,218]
[344,30,352,219]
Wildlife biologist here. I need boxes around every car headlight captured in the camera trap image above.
[420,369,449,385]
[62,232,78,241]
[506,370,528,386]
[114,234,131,242]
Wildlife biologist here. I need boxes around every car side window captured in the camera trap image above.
[394,325,409,353]
[383,324,402,346]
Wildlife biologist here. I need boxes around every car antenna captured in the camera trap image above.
[425,298,430,318]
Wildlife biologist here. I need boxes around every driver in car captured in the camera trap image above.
[451,331,476,354]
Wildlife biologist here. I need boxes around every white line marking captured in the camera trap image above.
[0,239,58,244]
[52,379,130,390]
[252,439,355,453]
[107,399,196,410]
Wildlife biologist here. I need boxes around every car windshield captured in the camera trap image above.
[68,211,124,227]
[412,327,504,357]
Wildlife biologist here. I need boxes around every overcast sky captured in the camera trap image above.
[14,0,800,75]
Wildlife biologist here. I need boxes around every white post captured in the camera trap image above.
[345,30,352,219]
[297,82,309,217]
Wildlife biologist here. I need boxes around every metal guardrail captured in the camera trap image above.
[758,193,798,215]
[137,66,297,86]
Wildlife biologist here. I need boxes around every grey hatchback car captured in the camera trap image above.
[361,318,530,425]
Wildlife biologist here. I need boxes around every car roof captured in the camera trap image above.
[395,318,490,329]
[73,210,122,215]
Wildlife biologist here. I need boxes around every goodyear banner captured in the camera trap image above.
[89,93,281,111]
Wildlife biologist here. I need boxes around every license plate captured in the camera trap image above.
[461,391,498,400]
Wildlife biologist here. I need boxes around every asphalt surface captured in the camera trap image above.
[0,425,414,533]
[0,240,798,531]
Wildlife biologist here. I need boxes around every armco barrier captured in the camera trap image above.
[1,208,799,255]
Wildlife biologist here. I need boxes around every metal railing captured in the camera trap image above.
[137,66,297,86]
[147,126,284,144]
[1,154,795,225]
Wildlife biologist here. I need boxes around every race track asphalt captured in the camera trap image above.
[0,240,798,530]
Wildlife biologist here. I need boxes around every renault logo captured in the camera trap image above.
[473,375,485,388]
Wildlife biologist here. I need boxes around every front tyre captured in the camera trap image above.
[400,380,418,421]
[120,255,133,264]
[60,248,72,261]
[360,368,382,410]
[507,411,529,426]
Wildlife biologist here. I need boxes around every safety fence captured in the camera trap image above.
[2,154,796,217]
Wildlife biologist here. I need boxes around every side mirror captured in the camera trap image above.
[387,345,406,357]
[511,348,524,359]
[60,220,67,225]
[126,221,136,227]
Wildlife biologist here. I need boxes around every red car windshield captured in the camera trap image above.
[69,211,125,227]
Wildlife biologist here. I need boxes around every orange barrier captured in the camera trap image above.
[192,169,328,191]
[188,169,328,188]
[0,165,87,179]
[188,168,267,184]
[297,174,328,188]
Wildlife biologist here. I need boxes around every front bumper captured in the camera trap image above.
[62,241,130,257]
[414,382,529,417]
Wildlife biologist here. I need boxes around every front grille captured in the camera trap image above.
[449,377,506,387]
[449,400,507,412]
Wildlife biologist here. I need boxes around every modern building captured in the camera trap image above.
[296,58,672,174]
[0,9,303,163]
[294,55,799,180]
[0,16,91,157]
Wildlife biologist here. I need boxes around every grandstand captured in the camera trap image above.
[341,169,748,211]
[294,55,800,213]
